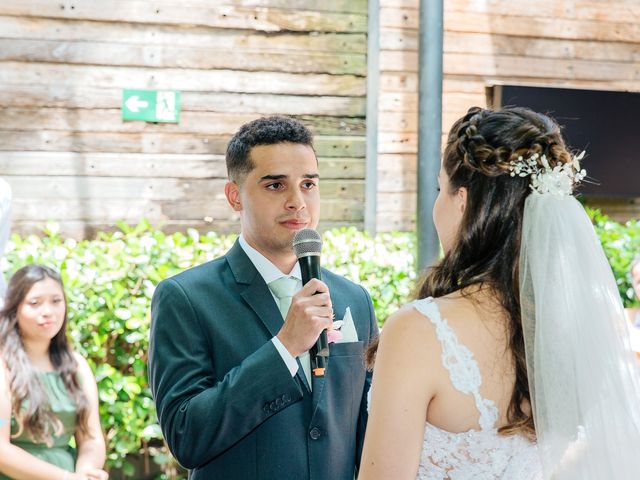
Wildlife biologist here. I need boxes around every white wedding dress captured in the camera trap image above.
[413,297,543,480]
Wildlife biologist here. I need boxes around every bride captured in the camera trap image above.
[358,106,640,479]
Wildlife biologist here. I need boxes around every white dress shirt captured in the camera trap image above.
[238,235,301,376]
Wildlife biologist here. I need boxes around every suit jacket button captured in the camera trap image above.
[283,394,290,402]
[275,398,283,407]
[270,401,276,411]
[309,427,321,440]
[263,404,270,413]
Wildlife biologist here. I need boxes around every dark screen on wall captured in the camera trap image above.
[494,85,638,197]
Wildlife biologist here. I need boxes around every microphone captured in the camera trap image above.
[292,228,329,377]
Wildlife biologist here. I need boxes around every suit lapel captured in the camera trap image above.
[227,240,312,393]
[227,240,283,338]
[240,281,284,338]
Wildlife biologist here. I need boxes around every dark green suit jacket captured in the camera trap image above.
[148,240,378,479]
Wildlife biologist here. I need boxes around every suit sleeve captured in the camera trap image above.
[148,278,304,469]
[354,285,379,471]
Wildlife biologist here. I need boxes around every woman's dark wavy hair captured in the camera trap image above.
[0,264,90,445]
[367,106,574,439]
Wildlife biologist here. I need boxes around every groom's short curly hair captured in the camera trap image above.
[225,116,315,183]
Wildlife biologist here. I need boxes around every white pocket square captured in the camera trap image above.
[334,307,359,343]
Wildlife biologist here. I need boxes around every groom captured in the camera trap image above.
[148,116,378,479]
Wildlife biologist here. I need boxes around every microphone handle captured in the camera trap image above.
[298,255,329,377]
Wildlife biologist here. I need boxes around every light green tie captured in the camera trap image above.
[270,276,297,320]
[269,276,312,389]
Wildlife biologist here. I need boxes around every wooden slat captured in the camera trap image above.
[376,214,415,232]
[148,0,368,15]
[0,84,366,115]
[11,197,364,222]
[0,108,366,136]
[0,17,366,53]
[379,92,418,113]
[444,32,640,63]
[376,191,416,232]
[0,62,366,97]
[377,191,416,213]
[3,176,364,200]
[0,152,227,178]
[444,74,640,97]
[381,6,640,42]
[0,131,365,157]
[378,112,418,133]
[379,91,487,117]
[380,27,418,51]
[319,157,366,180]
[0,2,367,33]
[379,0,418,9]
[443,77,488,94]
[445,0,640,25]
[379,72,418,92]
[381,49,640,81]
[0,38,367,75]
[377,155,417,192]
[444,52,639,82]
[379,8,419,30]
[380,50,417,73]
[378,132,417,154]
[378,153,416,174]
[0,152,365,179]
[380,0,640,23]
[445,11,640,43]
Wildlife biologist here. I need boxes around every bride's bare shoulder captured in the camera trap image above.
[378,301,441,357]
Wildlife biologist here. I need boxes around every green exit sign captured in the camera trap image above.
[122,89,181,123]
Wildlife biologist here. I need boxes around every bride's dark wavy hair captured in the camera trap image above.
[0,264,90,445]
[367,106,575,438]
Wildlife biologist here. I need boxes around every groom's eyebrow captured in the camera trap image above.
[260,174,287,181]
[259,174,320,181]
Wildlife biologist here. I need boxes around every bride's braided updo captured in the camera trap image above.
[449,106,573,182]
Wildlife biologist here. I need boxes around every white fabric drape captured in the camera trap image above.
[519,193,640,479]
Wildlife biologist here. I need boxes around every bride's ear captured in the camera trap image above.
[456,187,467,214]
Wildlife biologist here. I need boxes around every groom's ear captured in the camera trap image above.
[225,181,243,211]
[456,187,467,214]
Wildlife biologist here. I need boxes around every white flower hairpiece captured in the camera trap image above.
[508,151,586,196]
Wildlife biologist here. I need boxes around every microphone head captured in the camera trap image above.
[292,228,322,259]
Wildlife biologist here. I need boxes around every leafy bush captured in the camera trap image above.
[589,209,640,307]
[2,221,237,478]
[1,212,635,477]
[1,222,416,478]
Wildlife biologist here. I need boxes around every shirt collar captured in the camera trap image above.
[239,234,301,285]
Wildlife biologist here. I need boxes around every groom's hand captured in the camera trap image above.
[277,278,333,358]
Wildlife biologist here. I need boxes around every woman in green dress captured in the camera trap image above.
[0,265,108,480]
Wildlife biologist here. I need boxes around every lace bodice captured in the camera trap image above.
[413,298,542,480]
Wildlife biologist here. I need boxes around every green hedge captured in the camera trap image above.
[3,222,416,478]
[1,210,636,477]
[588,209,640,307]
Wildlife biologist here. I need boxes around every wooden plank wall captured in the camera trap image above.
[0,0,368,238]
[377,0,640,230]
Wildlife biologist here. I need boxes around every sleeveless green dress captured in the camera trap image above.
[0,372,77,479]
